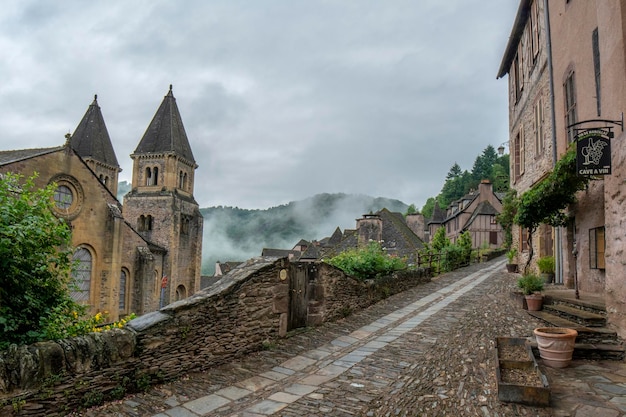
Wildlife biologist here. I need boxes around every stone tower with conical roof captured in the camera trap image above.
[70,95,121,196]
[123,86,203,306]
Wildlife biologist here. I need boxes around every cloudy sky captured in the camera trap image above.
[0,0,517,210]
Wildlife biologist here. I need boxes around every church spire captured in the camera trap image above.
[70,94,120,169]
[132,85,196,164]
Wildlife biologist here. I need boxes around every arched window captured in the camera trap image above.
[179,171,184,189]
[146,215,153,231]
[71,247,92,303]
[181,215,190,234]
[119,269,128,311]
[154,270,160,297]
[138,215,145,231]
[183,173,188,190]
[145,167,152,186]
[153,167,159,185]
[175,284,187,301]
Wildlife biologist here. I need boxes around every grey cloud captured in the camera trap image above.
[0,0,517,211]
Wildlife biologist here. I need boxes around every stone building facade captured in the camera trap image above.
[499,1,626,337]
[425,180,504,249]
[497,0,555,273]
[0,87,202,321]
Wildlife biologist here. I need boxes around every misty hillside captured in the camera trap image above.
[115,184,409,276]
[200,193,408,275]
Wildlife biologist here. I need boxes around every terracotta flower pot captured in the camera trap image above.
[533,327,578,368]
[525,293,543,311]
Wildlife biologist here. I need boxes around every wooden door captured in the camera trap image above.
[288,263,308,330]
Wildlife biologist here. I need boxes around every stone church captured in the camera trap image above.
[0,86,203,321]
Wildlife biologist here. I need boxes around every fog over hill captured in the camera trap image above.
[116,183,408,276]
[200,193,408,275]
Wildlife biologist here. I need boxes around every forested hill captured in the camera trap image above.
[200,193,408,275]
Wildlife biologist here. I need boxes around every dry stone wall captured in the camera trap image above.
[0,257,430,416]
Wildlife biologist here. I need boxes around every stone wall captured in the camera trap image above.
[311,263,431,324]
[0,257,430,416]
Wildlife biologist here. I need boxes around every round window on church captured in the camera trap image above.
[49,175,84,220]
[54,185,73,209]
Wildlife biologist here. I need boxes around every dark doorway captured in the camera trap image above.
[288,263,311,330]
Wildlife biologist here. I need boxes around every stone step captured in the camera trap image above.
[543,293,605,316]
[527,311,620,345]
[529,341,626,361]
[543,303,606,327]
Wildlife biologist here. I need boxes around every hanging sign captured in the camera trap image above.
[576,130,611,176]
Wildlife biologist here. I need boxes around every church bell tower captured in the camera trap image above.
[123,85,203,306]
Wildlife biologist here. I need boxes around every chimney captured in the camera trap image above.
[356,214,383,246]
[406,213,426,241]
[478,179,493,197]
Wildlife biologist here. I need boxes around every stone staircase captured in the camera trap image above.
[527,290,625,361]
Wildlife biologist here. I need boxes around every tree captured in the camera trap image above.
[421,197,437,220]
[404,204,419,216]
[0,173,77,348]
[471,145,498,183]
[439,164,471,208]
[446,162,463,180]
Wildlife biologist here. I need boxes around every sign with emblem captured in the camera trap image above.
[576,132,611,176]
[572,125,614,177]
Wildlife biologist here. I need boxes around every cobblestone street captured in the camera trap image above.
[74,257,626,416]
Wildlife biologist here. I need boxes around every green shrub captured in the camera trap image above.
[431,227,450,252]
[0,173,77,349]
[326,241,406,280]
[506,248,518,263]
[517,274,544,295]
[537,256,555,274]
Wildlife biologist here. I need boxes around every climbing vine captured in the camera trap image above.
[513,146,590,272]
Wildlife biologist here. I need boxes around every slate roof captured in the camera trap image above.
[317,209,424,262]
[133,85,196,164]
[377,208,424,257]
[428,202,446,225]
[0,147,64,166]
[446,192,479,220]
[327,227,344,245]
[70,95,120,168]
[497,0,532,79]
[299,244,320,260]
[215,261,243,276]
[261,248,300,258]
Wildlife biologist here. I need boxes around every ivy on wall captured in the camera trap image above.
[512,147,591,272]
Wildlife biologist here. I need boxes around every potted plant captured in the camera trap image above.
[517,274,544,311]
[537,255,555,284]
[506,248,518,273]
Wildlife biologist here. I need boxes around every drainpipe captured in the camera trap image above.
[543,0,563,284]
